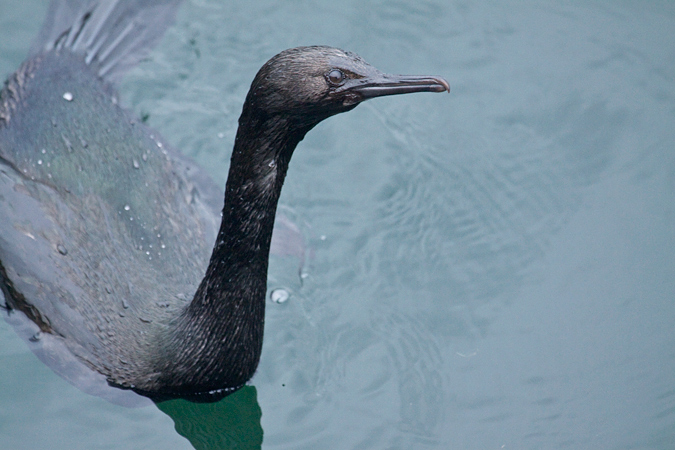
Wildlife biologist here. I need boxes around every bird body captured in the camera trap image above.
[1,48,221,400]
[0,0,448,402]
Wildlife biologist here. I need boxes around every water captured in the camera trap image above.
[1,0,674,449]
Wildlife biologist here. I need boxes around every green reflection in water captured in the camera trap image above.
[157,386,263,450]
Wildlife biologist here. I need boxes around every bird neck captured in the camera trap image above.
[157,112,310,396]
[218,112,305,266]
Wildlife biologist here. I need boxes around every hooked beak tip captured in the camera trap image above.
[436,77,451,93]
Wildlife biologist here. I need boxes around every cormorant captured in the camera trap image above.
[0,0,448,402]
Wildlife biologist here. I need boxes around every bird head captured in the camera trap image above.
[242,46,449,128]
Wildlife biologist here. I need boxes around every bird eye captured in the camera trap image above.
[327,69,345,85]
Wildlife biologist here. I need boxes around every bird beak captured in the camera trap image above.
[346,73,450,99]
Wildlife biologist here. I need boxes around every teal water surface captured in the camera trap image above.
[1,1,675,449]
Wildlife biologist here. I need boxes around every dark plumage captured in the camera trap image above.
[0,0,448,402]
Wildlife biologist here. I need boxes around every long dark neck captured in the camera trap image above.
[155,111,310,397]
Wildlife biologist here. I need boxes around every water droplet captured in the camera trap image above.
[217,132,225,138]
[268,160,276,168]
[142,153,148,162]
[133,159,140,169]
[41,148,46,154]
[57,244,68,255]
[122,299,129,309]
[270,288,289,304]
[320,235,327,241]
[156,141,163,148]
[124,205,130,211]
[161,244,166,249]
[63,92,73,101]
[37,159,42,165]
[29,331,43,342]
